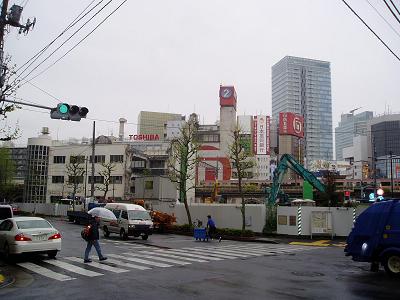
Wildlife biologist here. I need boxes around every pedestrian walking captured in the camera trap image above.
[206,215,221,242]
[83,215,107,263]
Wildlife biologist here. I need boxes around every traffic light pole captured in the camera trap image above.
[90,121,95,199]
[2,98,53,110]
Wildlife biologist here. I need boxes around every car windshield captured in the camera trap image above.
[0,207,12,219]
[128,210,151,221]
[16,220,53,229]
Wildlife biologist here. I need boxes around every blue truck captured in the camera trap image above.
[345,199,400,276]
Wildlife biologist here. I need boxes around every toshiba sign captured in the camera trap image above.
[129,134,160,141]
[279,112,304,138]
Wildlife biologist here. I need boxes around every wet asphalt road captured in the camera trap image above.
[0,218,399,300]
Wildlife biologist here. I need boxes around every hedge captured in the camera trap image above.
[170,224,255,237]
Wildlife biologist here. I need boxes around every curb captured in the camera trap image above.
[0,272,15,289]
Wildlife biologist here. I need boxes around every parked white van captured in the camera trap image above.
[102,203,153,240]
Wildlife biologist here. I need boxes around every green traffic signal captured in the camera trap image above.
[58,103,69,114]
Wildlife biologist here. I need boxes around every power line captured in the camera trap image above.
[341,0,400,62]
[12,0,101,82]
[389,0,400,16]
[383,0,400,24]
[9,0,114,91]
[365,0,400,39]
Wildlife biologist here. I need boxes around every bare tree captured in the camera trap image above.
[229,127,255,233]
[97,162,116,200]
[66,156,85,211]
[168,115,200,227]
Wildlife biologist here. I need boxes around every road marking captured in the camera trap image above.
[161,249,223,260]
[186,247,252,257]
[17,262,76,282]
[64,257,129,273]
[96,257,152,270]
[139,251,208,263]
[44,260,103,277]
[289,240,331,247]
[108,254,172,268]
[173,248,239,259]
[123,252,190,266]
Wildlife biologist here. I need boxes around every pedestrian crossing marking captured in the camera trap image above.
[17,262,76,282]
[108,254,172,268]
[15,244,318,282]
[44,259,103,277]
[64,257,130,273]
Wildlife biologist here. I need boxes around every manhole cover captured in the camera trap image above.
[291,271,324,277]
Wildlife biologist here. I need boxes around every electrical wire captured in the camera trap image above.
[12,0,101,78]
[19,0,127,87]
[365,0,400,39]
[9,0,113,91]
[383,0,400,24]
[341,0,400,62]
[389,0,400,16]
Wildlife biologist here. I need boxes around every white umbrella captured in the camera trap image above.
[88,207,117,220]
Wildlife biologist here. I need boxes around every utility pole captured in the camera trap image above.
[90,121,96,198]
[390,151,394,198]
[0,0,10,94]
[373,138,377,197]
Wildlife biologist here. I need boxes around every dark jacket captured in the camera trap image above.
[87,218,100,241]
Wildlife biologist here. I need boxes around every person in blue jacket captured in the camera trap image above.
[84,215,107,263]
[206,215,221,242]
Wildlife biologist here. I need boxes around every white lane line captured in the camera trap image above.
[17,262,76,282]
[98,257,151,270]
[45,260,103,277]
[123,252,190,266]
[161,249,224,260]
[139,251,208,263]
[64,257,129,273]
[108,254,172,268]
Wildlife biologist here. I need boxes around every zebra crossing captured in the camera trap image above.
[16,244,316,282]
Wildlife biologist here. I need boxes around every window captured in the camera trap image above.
[90,155,105,163]
[0,220,13,231]
[289,216,297,226]
[68,176,84,184]
[112,209,121,218]
[110,176,123,184]
[88,176,104,184]
[110,155,123,163]
[53,156,65,164]
[16,220,52,229]
[70,156,85,164]
[121,211,128,220]
[52,176,64,184]
[145,180,153,190]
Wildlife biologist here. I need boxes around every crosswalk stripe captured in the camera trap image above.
[99,257,152,270]
[17,262,76,282]
[108,254,172,268]
[64,257,130,273]
[45,260,103,277]
[123,252,190,266]
[206,246,283,255]
[161,249,223,260]
[186,247,251,257]
[168,248,235,259]
[139,251,208,263]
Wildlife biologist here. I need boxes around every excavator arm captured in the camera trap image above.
[268,154,326,205]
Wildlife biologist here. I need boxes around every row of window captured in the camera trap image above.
[53,155,124,164]
[51,175,123,184]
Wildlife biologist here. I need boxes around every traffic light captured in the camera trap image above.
[50,103,88,121]
[344,190,351,201]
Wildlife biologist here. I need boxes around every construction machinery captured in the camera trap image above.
[268,154,326,205]
[150,210,176,232]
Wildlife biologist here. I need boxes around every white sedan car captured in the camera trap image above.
[0,217,62,259]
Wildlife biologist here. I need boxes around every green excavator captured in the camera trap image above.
[267,154,326,205]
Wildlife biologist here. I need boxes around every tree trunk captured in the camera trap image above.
[103,185,109,200]
[238,175,245,233]
[183,192,192,227]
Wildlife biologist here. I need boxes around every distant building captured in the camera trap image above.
[368,114,400,178]
[137,111,183,140]
[335,111,373,161]
[272,56,333,165]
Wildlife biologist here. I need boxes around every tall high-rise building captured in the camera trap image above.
[272,56,333,165]
[137,111,183,140]
[335,111,373,161]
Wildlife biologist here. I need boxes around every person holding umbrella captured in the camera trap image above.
[84,210,109,263]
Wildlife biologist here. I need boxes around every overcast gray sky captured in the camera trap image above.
[4,0,400,144]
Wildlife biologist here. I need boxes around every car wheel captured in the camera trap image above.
[383,253,400,277]
[120,229,128,240]
[3,243,11,260]
[103,226,110,238]
[47,250,58,259]
[141,235,148,240]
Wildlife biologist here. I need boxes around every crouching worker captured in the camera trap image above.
[84,215,107,263]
